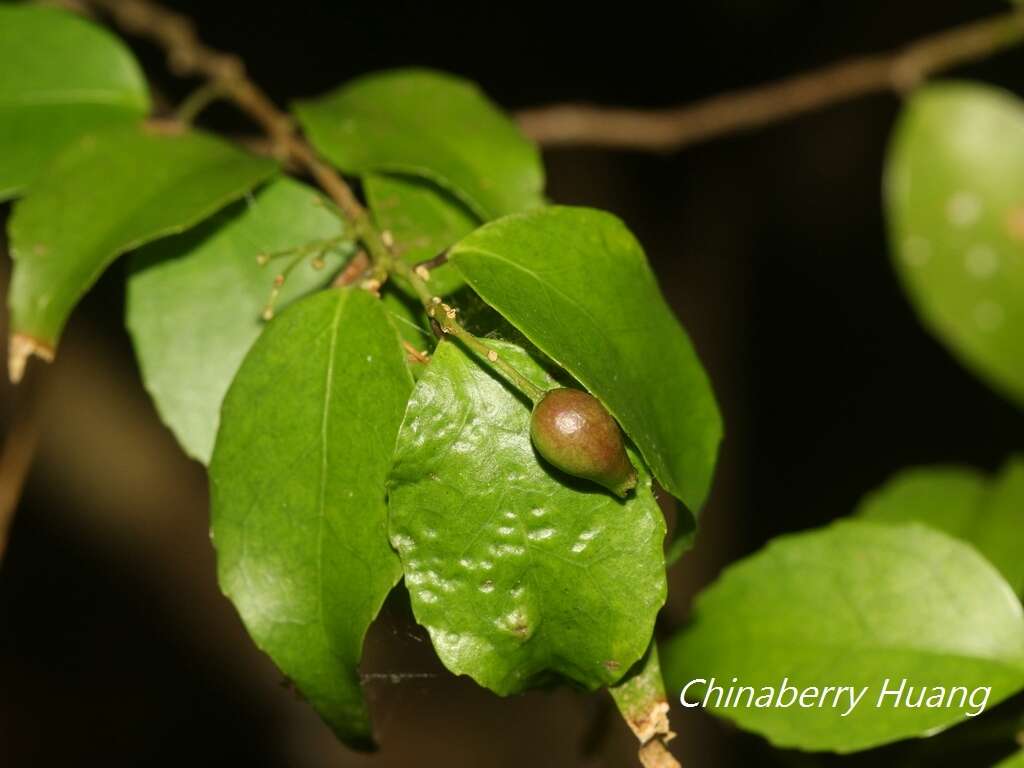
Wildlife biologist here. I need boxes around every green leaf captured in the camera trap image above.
[0,5,149,200]
[126,177,353,463]
[210,287,412,747]
[858,458,1024,597]
[662,520,1024,753]
[7,123,277,379]
[388,340,666,695]
[996,751,1024,768]
[294,69,544,219]
[665,511,697,568]
[886,83,1024,406]
[449,206,722,513]
[364,173,476,296]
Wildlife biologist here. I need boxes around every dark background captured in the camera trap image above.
[3,1,1024,766]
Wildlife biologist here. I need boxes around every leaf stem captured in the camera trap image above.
[175,80,224,124]
[389,257,547,404]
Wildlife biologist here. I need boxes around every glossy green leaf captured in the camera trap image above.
[364,173,476,296]
[294,69,544,218]
[996,751,1024,768]
[210,288,412,747]
[8,123,277,376]
[858,458,1024,597]
[388,340,666,695]
[449,206,722,513]
[126,178,354,463]
[886,83,1024,406]
[662,521,1024,753]
[0,5,149,199]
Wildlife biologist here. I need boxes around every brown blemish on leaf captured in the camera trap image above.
[8,333,55,384]
[374,194,400,210]
[1006,205,1024,241]
[143,118,186,136]
[603,659,621,672]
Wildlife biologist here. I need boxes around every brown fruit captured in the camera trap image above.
[530,388,637,497]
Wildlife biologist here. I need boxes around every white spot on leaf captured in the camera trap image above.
[527,527,556,541]
[902,236,931,267]
[947,192,982,227]
[974,300,1005,331]
[964,245,999,279]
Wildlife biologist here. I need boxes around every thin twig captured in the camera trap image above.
[0,369,43,562]
[81,0,369,227]
[175,80,226,125]
[413,249,450,273]
[391,258,547,403]
[515,8,1024,152]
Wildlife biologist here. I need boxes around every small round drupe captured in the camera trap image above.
[530,388,637,498]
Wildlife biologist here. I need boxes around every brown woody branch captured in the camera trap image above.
[81,2,1024,160]
[514,8,1024,152]
[80,0,369,224]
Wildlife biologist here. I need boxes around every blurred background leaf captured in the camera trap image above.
[662,521,1024,752]
[858,458,1024,597]
[886,83,1024,408]
[0,5,150,200]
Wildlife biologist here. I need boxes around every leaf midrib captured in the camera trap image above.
[316,290,349,643]
[0,90,146,109]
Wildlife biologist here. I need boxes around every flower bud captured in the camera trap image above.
[530,388,637,498]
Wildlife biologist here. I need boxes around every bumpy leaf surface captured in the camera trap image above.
[388,340,666,695]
